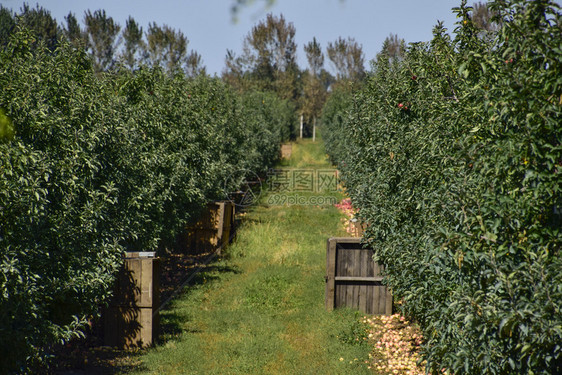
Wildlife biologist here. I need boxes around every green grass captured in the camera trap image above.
[125,137,372,375]
[278,136,334,169]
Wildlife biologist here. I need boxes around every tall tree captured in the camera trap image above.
[83,9,121,72]
[326,36,365,83]
[145,22,166,68]
[223,13,299,101]
[121,16,144,70]
[304,37,324,76]
[185,50,206,77]
[302,37,328,134]
[249,13,297,74]
[63,12,86,48]
[165,26,187,71]
[471,1,499,32]
[380,33,405,61]
[306,37,334,91]
[223,48,253,92]
[145,23,189,72]
[19,3,60,51]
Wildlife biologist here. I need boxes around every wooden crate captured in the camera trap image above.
[179,201,235,255]
[280,143,292,159]
[104,253,160,348]
[325,237,392,315]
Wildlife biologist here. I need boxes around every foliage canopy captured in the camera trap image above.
[323,0,562,373]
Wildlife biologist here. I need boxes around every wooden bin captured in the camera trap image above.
[280,143,292,159]
[104,252,160,348]
[325,237,392,315]
[180,201,235,255]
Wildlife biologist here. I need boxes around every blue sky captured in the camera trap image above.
[3,0,461,75]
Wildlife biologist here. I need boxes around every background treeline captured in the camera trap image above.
[0,3,376,135]
[0,3,205,75]
[323,0,561,373]
[0,19,296,373]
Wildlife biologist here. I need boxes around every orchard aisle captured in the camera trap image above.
[127,136,375,375]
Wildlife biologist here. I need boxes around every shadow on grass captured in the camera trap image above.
[52,346,148,375]
[51,253,241,375]
[157,262,242,344]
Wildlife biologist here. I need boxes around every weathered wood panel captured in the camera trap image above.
[325,237,392,315]
[280,143,292,159]
[105,253,160,348]
[178,201,235,255]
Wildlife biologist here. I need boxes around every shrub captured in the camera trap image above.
[323,1,562,373]
[321,85,354,167]
[0,29,125,372]
[0,28,292,373]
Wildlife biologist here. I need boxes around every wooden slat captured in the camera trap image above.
[359,250,367,311]
[371,265,378,314]
[373,272,381,314]
[385,286,393,315]
[334,276,384,282]
[359,284,367,313]
[338,243,347,276]
[329,237,363,244]
[335,283,342,308]
[345,285,353,309]
[367,278,375,314]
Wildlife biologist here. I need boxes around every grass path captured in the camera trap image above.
[127,138,374,374]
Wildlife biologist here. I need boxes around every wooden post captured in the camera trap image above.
[325,237,337,311]
[300,114,303,139]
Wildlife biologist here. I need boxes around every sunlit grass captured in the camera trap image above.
[278,135,334,169]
